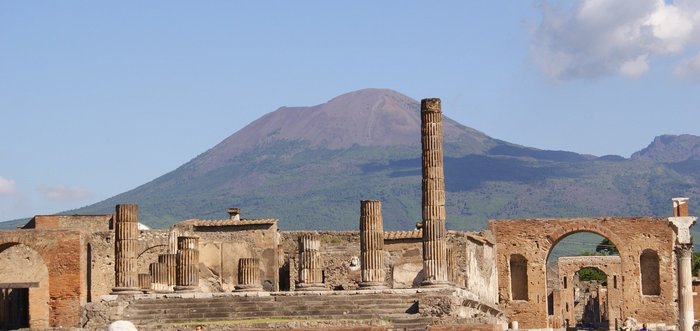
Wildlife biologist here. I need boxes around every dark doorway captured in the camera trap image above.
[0,287,29,330]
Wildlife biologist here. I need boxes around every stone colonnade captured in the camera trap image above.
[359,200,386,289]
[420,98,449,287]
[112,204,141,294]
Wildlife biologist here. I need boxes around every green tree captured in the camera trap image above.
[595,238,618,255]
[693,252,700,276]
[578,267,606,283]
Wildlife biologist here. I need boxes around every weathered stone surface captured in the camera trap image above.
[360,200,386,289]
[112,204,140,294]
[235,257,263,291]
[555,255,622,329]
[490,217,678,329]
[420,98,449,287]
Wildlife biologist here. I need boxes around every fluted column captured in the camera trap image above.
[175,236,199,292]
[420,98,450,287]
[235,258,263,291]
[111,204,141,294]
[138,273,152,293]
[149,261,169,292]
[158,253,177,292]
[296,233,326,291]
[360,200,386,289]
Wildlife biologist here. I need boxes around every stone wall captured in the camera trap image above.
[555,255,622,329]
[279,230,498,299]
[28,215,111,233]
[490,217,678,329]
[176,220,281,292]
[0,230,83,328]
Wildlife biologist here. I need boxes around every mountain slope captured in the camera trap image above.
[33,89,700,233]
[631,134,700,162]
[191,88,498,174]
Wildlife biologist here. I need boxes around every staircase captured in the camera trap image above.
[121,292,429,329]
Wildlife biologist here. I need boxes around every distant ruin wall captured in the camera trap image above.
[279,230,497,299]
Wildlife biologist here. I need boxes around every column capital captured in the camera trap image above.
[669,216,697,245]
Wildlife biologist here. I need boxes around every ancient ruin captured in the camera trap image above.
[0,97,696,330]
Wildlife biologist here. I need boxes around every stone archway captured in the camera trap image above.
[490,217,678,329]
[556,255,622,330]
[0,243,50,329]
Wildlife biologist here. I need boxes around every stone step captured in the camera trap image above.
[126,306,412,319]
[389,316,434,331]
[130,313,391,325]
[127,301,412,313]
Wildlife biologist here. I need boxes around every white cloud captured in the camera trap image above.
[38,185,92,202]
[0,177,17,196]
[532,0,700,80]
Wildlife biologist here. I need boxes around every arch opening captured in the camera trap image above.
[546,232,620,331]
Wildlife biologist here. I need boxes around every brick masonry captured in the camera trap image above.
[490,217,678,329]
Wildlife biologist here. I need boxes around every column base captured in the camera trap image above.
[295,283,327,291]
[359,282,387,290]
[110,287,142,295]
[173,285,197,292]
[234,284,263,292]
[420,279,452,288]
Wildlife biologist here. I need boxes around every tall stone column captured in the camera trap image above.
[175,236,199,292]
[111,204,141,294]
[235,258,263,291]
[360,200,386,289]
[297,233,326,291]
[669,198,697,331]
[158,253,177,291]
[420,98,450,287]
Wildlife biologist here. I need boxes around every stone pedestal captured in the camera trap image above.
[420,98,450,287]
[297,234,326,291]
[359,200,386,289]
[174,236,199,292]
[149,262,169,292]
[111,204,141,294]
[235,258,263,291]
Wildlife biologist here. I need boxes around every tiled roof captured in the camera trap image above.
[384,230,422,240]
[178,219,277,227]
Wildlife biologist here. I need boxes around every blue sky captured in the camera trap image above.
[1,1,700,222]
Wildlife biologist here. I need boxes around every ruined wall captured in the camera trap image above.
[281,232,362,290]
[0,243,50,328]
[556,255,622,329]
[177,220,280,292]
[29,215,111,233]
[460,232,498,304]
[0,230,83,328]
[88,231,114,300]
[279,230,497,298]
[490,217,677,329]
